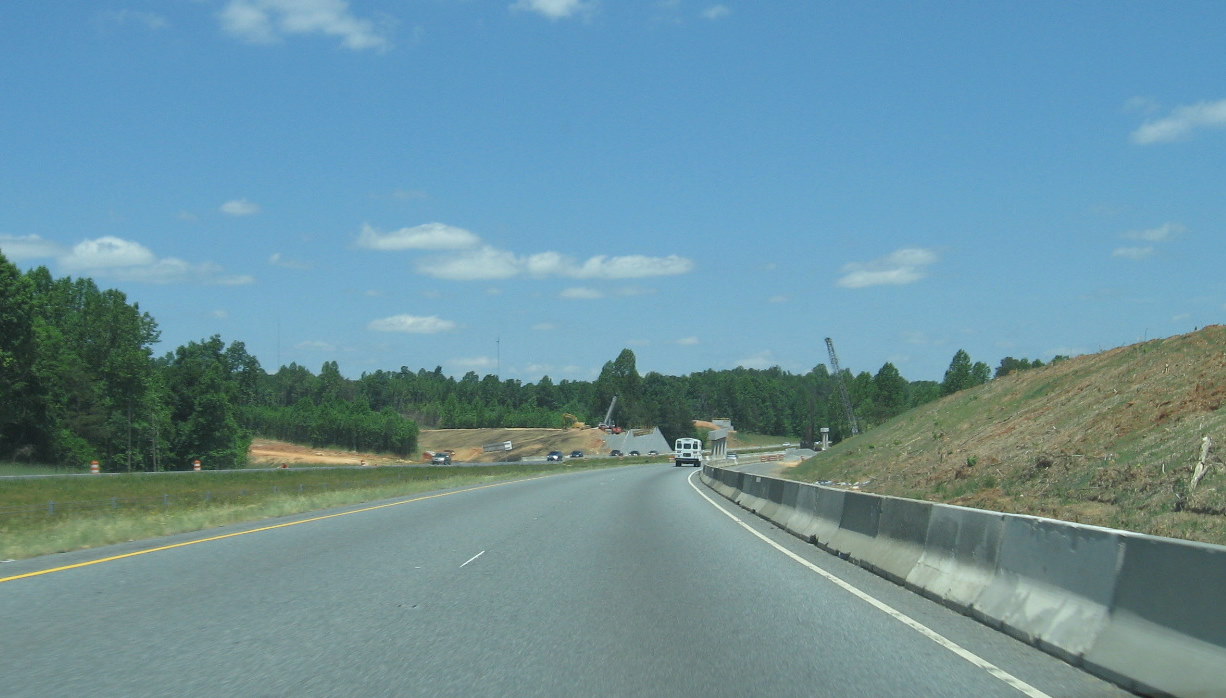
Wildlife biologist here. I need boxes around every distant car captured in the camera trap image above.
[629,450,640,456]
[647,450,659,456]
[431,452,452,465]
[727,453,738,461]
[546,451,564,462]
[610,449,623,457]
[570,450,584,458]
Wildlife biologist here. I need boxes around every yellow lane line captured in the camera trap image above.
[1,476,543,584]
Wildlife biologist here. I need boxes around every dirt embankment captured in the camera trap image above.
[249,427,609,466]
[791,325,1226,545]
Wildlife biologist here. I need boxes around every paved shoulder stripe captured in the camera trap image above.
[686,471,1051,698]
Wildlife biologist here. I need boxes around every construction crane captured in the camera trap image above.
[599,395,622,433]
[825,337,860,436]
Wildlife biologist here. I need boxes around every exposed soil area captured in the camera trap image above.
[790,325,1226,545]
[249,427,610,466]
[248,439,411,466]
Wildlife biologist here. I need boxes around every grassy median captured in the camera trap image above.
[0,462,626,561]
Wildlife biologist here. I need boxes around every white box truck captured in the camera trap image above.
[673,437,702,467]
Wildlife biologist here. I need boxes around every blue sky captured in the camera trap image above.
[2,1,1224,385]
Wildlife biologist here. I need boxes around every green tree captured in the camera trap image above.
[871,362,908,423]
[941,349,974,395]
[593,348,644,427]
[971,361,991,386]
[160,336,250,469]
[642,371,694,443]
[0,253,44,460]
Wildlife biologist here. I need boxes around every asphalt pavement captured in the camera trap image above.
[0,464,1128,697]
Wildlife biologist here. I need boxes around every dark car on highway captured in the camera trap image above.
[546,451,564,462]
[570,450,584,458]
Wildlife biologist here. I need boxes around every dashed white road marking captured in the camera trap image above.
[460,550,486,568]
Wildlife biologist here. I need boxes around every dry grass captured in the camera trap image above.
[0,462,627,560]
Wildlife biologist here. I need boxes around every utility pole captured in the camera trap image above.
[825,337,860,436]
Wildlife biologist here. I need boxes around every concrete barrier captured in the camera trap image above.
[756,477,787,522]
[862,496,933,586]
[973,517,1122,664]
[825,490,881,563]
[734,474,769,514]
[700,465,1226,697]
[809,487,846,552]
[1083,533,1226,697]
[906,504,1004,615]
[776,481,815,542]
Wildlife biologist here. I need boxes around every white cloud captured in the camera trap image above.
[510,0,594,20]
[419,247,693,281]
[1123,222,1184,242]
[373,221,695,281]
[0,234,66,261]
[357,222,480,251]
[367,314,456,334]
[449,356,497,370]
[837,247,938,288]
[419,245,522,280]
[60,236,157,271]
[220,0,391,51]
[701,5,731,20]
[1130,98,1226,144]
[1112,246,1155,260]
[220,198,261,216]
[735,350,776,370]
[676,336,700,346]
[269,252,313,269]
[532,322,558,331]
[561,287,604,299]
[571,254,694,279]
[768,294,788,303]
[522,250,570,276]
[209,310,230,319]
[297,340,337,352]
[56,236,252,285]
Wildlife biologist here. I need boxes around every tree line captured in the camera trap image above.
[1,252,1054,470]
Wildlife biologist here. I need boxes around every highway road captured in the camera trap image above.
[1,464,1128,697]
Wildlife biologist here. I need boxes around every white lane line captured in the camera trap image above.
[686,471,1051,698]
[460,550,486,568]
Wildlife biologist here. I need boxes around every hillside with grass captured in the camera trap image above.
[788,326,1226,545]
